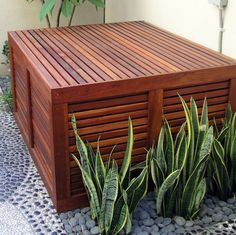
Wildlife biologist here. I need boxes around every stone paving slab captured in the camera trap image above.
[0,202,34,235]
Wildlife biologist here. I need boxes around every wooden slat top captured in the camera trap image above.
[10,21,236,89]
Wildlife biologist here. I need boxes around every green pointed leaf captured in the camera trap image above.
[40,0,56,21]
[99,161,119,234]
[95,145,105,194]
[176,133,188,170]
[61,0,73,17]
[112,204,128,235]
[128,168,148,211]
[72,154,101,220]
[156,170,180,214]
[181,155,209,216]
[164,120,174,174]
[190,97,200,143]
[156,127,167,173]
[199,127,214,161]
[131,161,146,171]
[217,126,229,142]
[175,122,186,153]
[193,179,206,214]
[88,0,105,7]
[195,98,209,157]
[71,115,89,172]
[120,118,133,184]
[212,139,230,198]
[225,103,232,126]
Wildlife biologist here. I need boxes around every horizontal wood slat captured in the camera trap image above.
[163,81,230,133]
[68,92,149,194]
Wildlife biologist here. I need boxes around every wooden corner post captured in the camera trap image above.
[148,89,163,147]
[229,78,236,112]
[51,103,71,211]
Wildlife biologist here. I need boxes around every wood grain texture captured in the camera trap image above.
[8,21,236,212]
[148,90,163,146]
[229,79,236,112]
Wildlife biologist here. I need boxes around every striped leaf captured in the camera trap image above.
[156,127,167,174]
[156,170,180,214]
[112,204,128,235]
[120,118,133,184]
[71,115,89,173]
[190,98,200,144]
[181,155,209,217]
[99,161,119,234]
[128,168,148,211]
[212,139,230,198]
[195,98,209,158]
[164,120,175,174]
[72,154,101,220]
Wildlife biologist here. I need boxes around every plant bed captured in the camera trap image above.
[60,193,236,235]
[8,21,236,212]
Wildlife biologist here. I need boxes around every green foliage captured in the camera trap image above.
[0,80,13,111]
[71,117,149,235]
[28,0,105,27]
[207,104,236,200]
[150,97,214,219]
[2,41,9,66]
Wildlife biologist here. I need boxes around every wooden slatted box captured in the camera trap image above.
[8,21,236,212]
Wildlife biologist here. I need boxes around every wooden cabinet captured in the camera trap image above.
[8,21,236,212]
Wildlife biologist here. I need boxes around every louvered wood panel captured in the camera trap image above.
[163,81,230,133]
[68,93,148,195]
[14,61,29,144]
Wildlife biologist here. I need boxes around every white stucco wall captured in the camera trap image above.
[0,1,103,76]
[105,0,236,59]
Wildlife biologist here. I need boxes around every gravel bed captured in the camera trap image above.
[60,192,236,235]
[0,101,66,234]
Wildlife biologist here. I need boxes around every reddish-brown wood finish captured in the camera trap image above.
[8,21,236,212]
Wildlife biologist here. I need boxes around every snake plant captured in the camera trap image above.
[207,104,236,200]
[150,96,214,219]
[71,117,149,235]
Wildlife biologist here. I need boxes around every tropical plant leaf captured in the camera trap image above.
[193,178,206,216]
[61,0,73,17]
[112,203,128,235]
[212,139,230,198]
[40,0,56,21]
[190,97,200,143]
[72,120,91,178]
[72,154,101,220]
[164,120,175,174]
[181,155,209,216]
[155,127,167,174]
[99,161,119,234]
[88,0,105,7]
[195,98,209,158]
[128,168,148,211]
[120,118,133,184]
[156,170,180,214]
